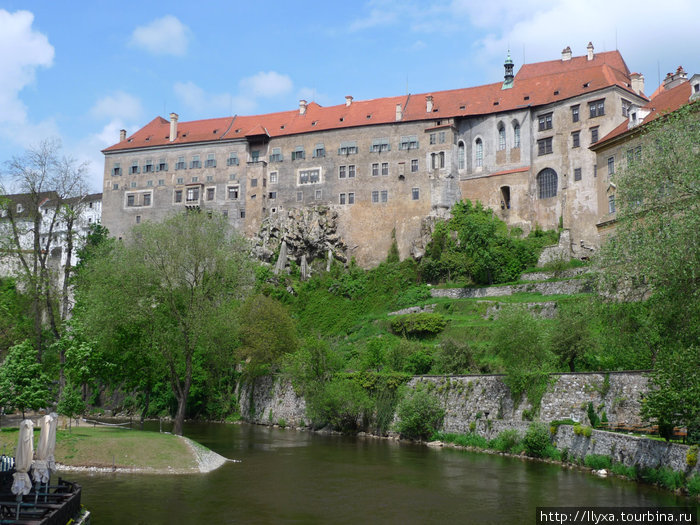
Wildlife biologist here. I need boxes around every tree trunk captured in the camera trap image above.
[172,353,193,436]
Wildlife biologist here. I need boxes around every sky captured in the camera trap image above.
[0,0,698,192]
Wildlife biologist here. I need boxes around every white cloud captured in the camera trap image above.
[239,71,293,98]
[348,7,399,32]
[129,15,190,56]
[90,91,144,121]
[0,9,54,145]
[173,81,256,116]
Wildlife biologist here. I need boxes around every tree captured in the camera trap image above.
[0,340,51,418]
[0,138,89,359]
[76,211,255,435]
[57,381,85,433]
[549,300,597,372]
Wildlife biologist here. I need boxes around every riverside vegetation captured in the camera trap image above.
[0,105,698,492]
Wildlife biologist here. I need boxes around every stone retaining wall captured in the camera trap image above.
[237,376,307,427]
[430,278,592,299]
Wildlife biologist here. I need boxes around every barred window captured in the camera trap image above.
[537,168,558,199]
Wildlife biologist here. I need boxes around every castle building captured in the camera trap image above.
[102,44,647,267]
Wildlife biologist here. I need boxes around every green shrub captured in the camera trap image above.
[522,422,551,458]
[687,473,700,497]
[454,433,489,449]
[305,377,373,433]
[611,463,637,479]
[469,421,476,432]
[433,338,476,374]
[582,426,593,438]
[390,313,447,338]
[573,423,583,435]
[544,445,562,461]
[489,429,522,453]
[584,454,612,470]
[395,389,445,441]
[587,402,600,428]
[687,445,698,468]
[657,468,684,491]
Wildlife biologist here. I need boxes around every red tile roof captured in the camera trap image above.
[103,50,643,154]
[595,80,692,147]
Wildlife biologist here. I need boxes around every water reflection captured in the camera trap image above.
[69,422,686,524]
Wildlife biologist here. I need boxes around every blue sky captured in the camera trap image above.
[1,0,698,191]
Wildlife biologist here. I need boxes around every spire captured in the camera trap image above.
[502,51,514,90]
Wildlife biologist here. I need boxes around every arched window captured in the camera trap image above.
[497,123,506,150]
[458,141,465,170]
[537,168,558,199]
[513,122,521,148]
[475,138,483,168]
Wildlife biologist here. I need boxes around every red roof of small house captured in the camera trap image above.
[103,50,643,154]
[595,80,692,147]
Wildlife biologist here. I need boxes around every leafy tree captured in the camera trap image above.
[0,139,90,358]
[549,300,597,372]
[641,345,700,442]
[237,294,298,378]
[0,340,51,418]
[75,211,255,435]
[57,381,85,432]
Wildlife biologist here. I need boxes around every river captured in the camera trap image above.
[68,421,687,524]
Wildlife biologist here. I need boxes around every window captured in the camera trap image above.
[538,113,553,131]
[348,192,355,204]
[205,154,216,168]
[268,191,277,200]
[227,153,239,166]
[176,156,186,170]
[627,146,642,164]
[143,193,151,206]
[439,131,446,144]
[399,135,419,150]
[315,189,322,200]
[240,209,246,218]
[127,194,135,207]
[251,150,260,162]
[291,146,305,161]
[370,138,390,152]
[186,187,199,202]
[381,162,389,176]
[429,133,436,145]
[113,183,119,190]
[157,159,168,172]
[372,163,379,176]
[537,137,553,156]
[458,142,465,169]
[191,176,198,183]
[411,159,419,172]
[339,193,346,205]
[431,152,445,169]
[513,123,521,148]
[498,124,506,150]
[190,155,201,169]
[269,172,278,184]
[348,165,356,178]
[112,163,121,176]
[298,169,321,184]
[574,168,582,181]
[594,164,598,178]
[130,181,137,188]
[175,190,183,203]
[207,188,215,201]
[338,141,357,155]
[177,177,184,184]
[296,191,303,202]
[223,210,228,218]
[339,166,346,179]
[147,179,154,186]
[412,187,420,200]
[130,161,139,175]
[591,127,599,144]
[206,175,213,182]
[608,156,615,175]
[475,139,483,167]
[500,186,511,209]
[608,194,616,214]
[571,105,580,123]
[372,190,379,203]
[537,168,558,199]
[158,179,165,186]
[266,148,281,163]
[621,99,632,117]
[381,190,388,203]
[227,186,239,200]
[572,131,580,148]
[136,215,141,224]
[589,99,605,118]
[313,143,325,158]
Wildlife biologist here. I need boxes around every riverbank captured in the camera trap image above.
[0,425,229,474]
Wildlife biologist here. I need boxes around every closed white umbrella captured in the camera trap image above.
[33,414,52,484]
[11,419,34,518]
[47,413,57,473]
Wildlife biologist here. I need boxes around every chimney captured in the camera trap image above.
[119,129,126,142]
[395,103,403,121]
[169,113,178,142]
[345,95,353,107]
[426,95,433,113]
[630,73,645,95]
[663,66,688,90]
[561,46,572,61]
[299,99,307,115]
[587,42,594,61]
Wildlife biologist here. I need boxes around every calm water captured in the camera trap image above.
[68,422,687,524]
